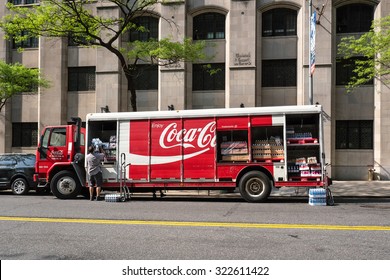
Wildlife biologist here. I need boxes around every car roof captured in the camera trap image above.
[0,153,35,156]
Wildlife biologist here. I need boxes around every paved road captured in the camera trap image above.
[0,191,389,260]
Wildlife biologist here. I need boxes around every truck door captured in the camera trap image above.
[183,118,215,180]
[36,127,68,176]
[150,119,182,181]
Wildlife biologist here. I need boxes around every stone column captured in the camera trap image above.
[228,0,256,108]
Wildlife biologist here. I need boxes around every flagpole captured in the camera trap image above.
[309,0,313,105]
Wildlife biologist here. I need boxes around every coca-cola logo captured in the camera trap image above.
[50,150,64,160]
[159,121,216,149]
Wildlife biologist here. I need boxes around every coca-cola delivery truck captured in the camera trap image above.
[34,105,331,202]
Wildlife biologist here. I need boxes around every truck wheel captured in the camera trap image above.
[50,171,81,199]
[239,171,271,202]
[11,178,29,195]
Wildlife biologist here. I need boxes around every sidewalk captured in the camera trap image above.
[269,180,390,197]
[328,180,390,197]
[142,180,390,198]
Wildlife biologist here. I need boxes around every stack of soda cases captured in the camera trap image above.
[308,188,327,206]
[105,193,121,202]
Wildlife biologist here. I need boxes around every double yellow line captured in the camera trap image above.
[0,216,389,231]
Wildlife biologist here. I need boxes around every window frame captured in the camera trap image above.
[131,64,158,90]
[129,16,159,42]
[12,122,38,147]
[68,33,94,47]
[68,66,96,91]
[192,63,225,91]
[193,13,226,40]
[12,31,39,49]
[336,120,373,149]
[335,57,374,86]
[336,4,374,34]
[262,59,297,87]
[262,8,297,37]
[8,0,39,4]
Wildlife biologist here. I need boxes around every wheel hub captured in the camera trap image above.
[247,179,264,196]
[58,177,76,194]
[14,181,26,194]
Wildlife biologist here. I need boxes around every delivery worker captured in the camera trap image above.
[86,145,105,201]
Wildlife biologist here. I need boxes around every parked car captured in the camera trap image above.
[0,153,36,195]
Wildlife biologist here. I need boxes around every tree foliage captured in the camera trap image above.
[338,15,390,91]
[0,60,49,112]
[0,0,207,111]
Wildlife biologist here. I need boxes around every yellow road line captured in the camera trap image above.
[0,216,389,231]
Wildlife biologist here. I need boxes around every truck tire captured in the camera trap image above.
[11,177,29,195]
[50,171,81,199]
[239,171,271,202]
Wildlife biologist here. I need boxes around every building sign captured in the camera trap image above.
[234,53,252,66]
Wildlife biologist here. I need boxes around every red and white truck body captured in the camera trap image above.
[35,105,330,202]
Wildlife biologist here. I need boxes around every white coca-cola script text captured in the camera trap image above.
[159,122,216,149]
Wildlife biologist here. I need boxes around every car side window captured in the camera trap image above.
[23,155,36,166]
[0,155,16,165]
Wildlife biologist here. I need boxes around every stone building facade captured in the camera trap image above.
[0,0,389,180]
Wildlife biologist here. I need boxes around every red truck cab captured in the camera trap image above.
[34,118,86,198]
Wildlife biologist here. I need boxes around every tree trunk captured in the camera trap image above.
[126,73,137,112]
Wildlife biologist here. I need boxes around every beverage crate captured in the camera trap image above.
[222,154,249,161]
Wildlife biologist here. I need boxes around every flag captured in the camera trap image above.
[310,11,316,75]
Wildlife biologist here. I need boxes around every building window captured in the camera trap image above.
[8,0,22,4]
[131,64,158,90]
[129,16,159,42]
[336,57,373,86]
[336,4,374,34]
[12,31,39,49]
[262,59,296,87]
[193,63,225,91]
[68,67,96,91]
[8,0,39,4]
[336,120,373,149]
[193,13,225,40]
[68,33,94,46]
[262,8,297,37]
[12,122,38,147]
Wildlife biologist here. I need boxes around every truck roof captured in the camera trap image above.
[86,105,323,121]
